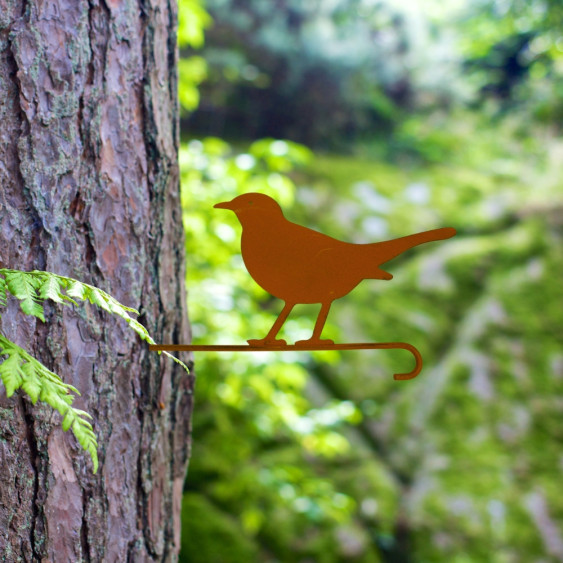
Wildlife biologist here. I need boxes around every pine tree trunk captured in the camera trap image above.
[0,0,193,560]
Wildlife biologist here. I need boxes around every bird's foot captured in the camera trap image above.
[295,338,335,348]
[247,338,287,347]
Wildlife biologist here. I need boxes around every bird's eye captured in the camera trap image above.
[249,201,254,205]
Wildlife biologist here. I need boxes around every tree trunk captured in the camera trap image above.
[0,0,193,560]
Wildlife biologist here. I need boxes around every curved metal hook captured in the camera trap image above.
[367,342,423,380]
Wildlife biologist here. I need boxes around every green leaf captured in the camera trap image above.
[162,351,191,373]
[0,268,188,474]
[37,273,65,304]
[20,361,41,404]
[126,318,155,344]
[4,271,45,322]
[85,286,108,310]
[0,334,99,473]
[88,443,99,474]
[0,350,24,397]
[62,410,74,432]
[65,279,86,300]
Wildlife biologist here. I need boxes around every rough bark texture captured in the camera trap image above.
[0,0,193,560]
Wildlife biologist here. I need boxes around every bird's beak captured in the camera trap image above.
[214,200,235,210]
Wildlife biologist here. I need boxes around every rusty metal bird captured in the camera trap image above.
[214,192,456,347]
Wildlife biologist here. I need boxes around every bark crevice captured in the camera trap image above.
[20,397,41,561]
[80,487,92,563]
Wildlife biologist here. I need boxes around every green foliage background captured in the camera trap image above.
[178,1,563,561]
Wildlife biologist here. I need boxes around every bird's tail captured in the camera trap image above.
[372,227,456,268]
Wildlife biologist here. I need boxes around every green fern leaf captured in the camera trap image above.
[4,271,45,322]
[69,408,93,420]
[65,279,86,300]
[84,285,139,315]
[126,318,155,343]
[84,286,108,310]
[0,335,99,473]
[70,417,99,473]
[0,268,188,475]
[87,443,99,472]
[0,350,24,397]
[20,298,45,321]
[37,273,66,304]
[61,410,74,432]
[21,380,41,404]
[162,351,191,373]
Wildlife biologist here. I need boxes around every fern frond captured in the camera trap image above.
[65,279,86,301]
[1,269,190,373]
[0,349,24,396]
[162,350,191,373]
[80,284,154,343]
[37,272,77,305]
[63,278,156,344]
[3,270,45,321]
[0,269,152,342]
[0,335,99,473]
[0,268,189,473]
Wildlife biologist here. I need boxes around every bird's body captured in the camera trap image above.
[215,193,456,346]
[240,212,388,303]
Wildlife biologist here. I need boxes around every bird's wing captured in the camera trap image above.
[306,244,377,301]
[285,220,344,249]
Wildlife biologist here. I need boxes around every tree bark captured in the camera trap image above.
[0,0,193,560]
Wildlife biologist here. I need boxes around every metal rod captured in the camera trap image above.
[149,342,422,380]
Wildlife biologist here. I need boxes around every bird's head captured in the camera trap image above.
[214,193,284,221]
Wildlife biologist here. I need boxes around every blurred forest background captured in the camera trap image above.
[177,0,563,561]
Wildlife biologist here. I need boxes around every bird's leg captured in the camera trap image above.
[248,302,295,346]
[296,301,334,347]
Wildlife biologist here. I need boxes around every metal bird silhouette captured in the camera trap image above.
[214,192,456,346]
